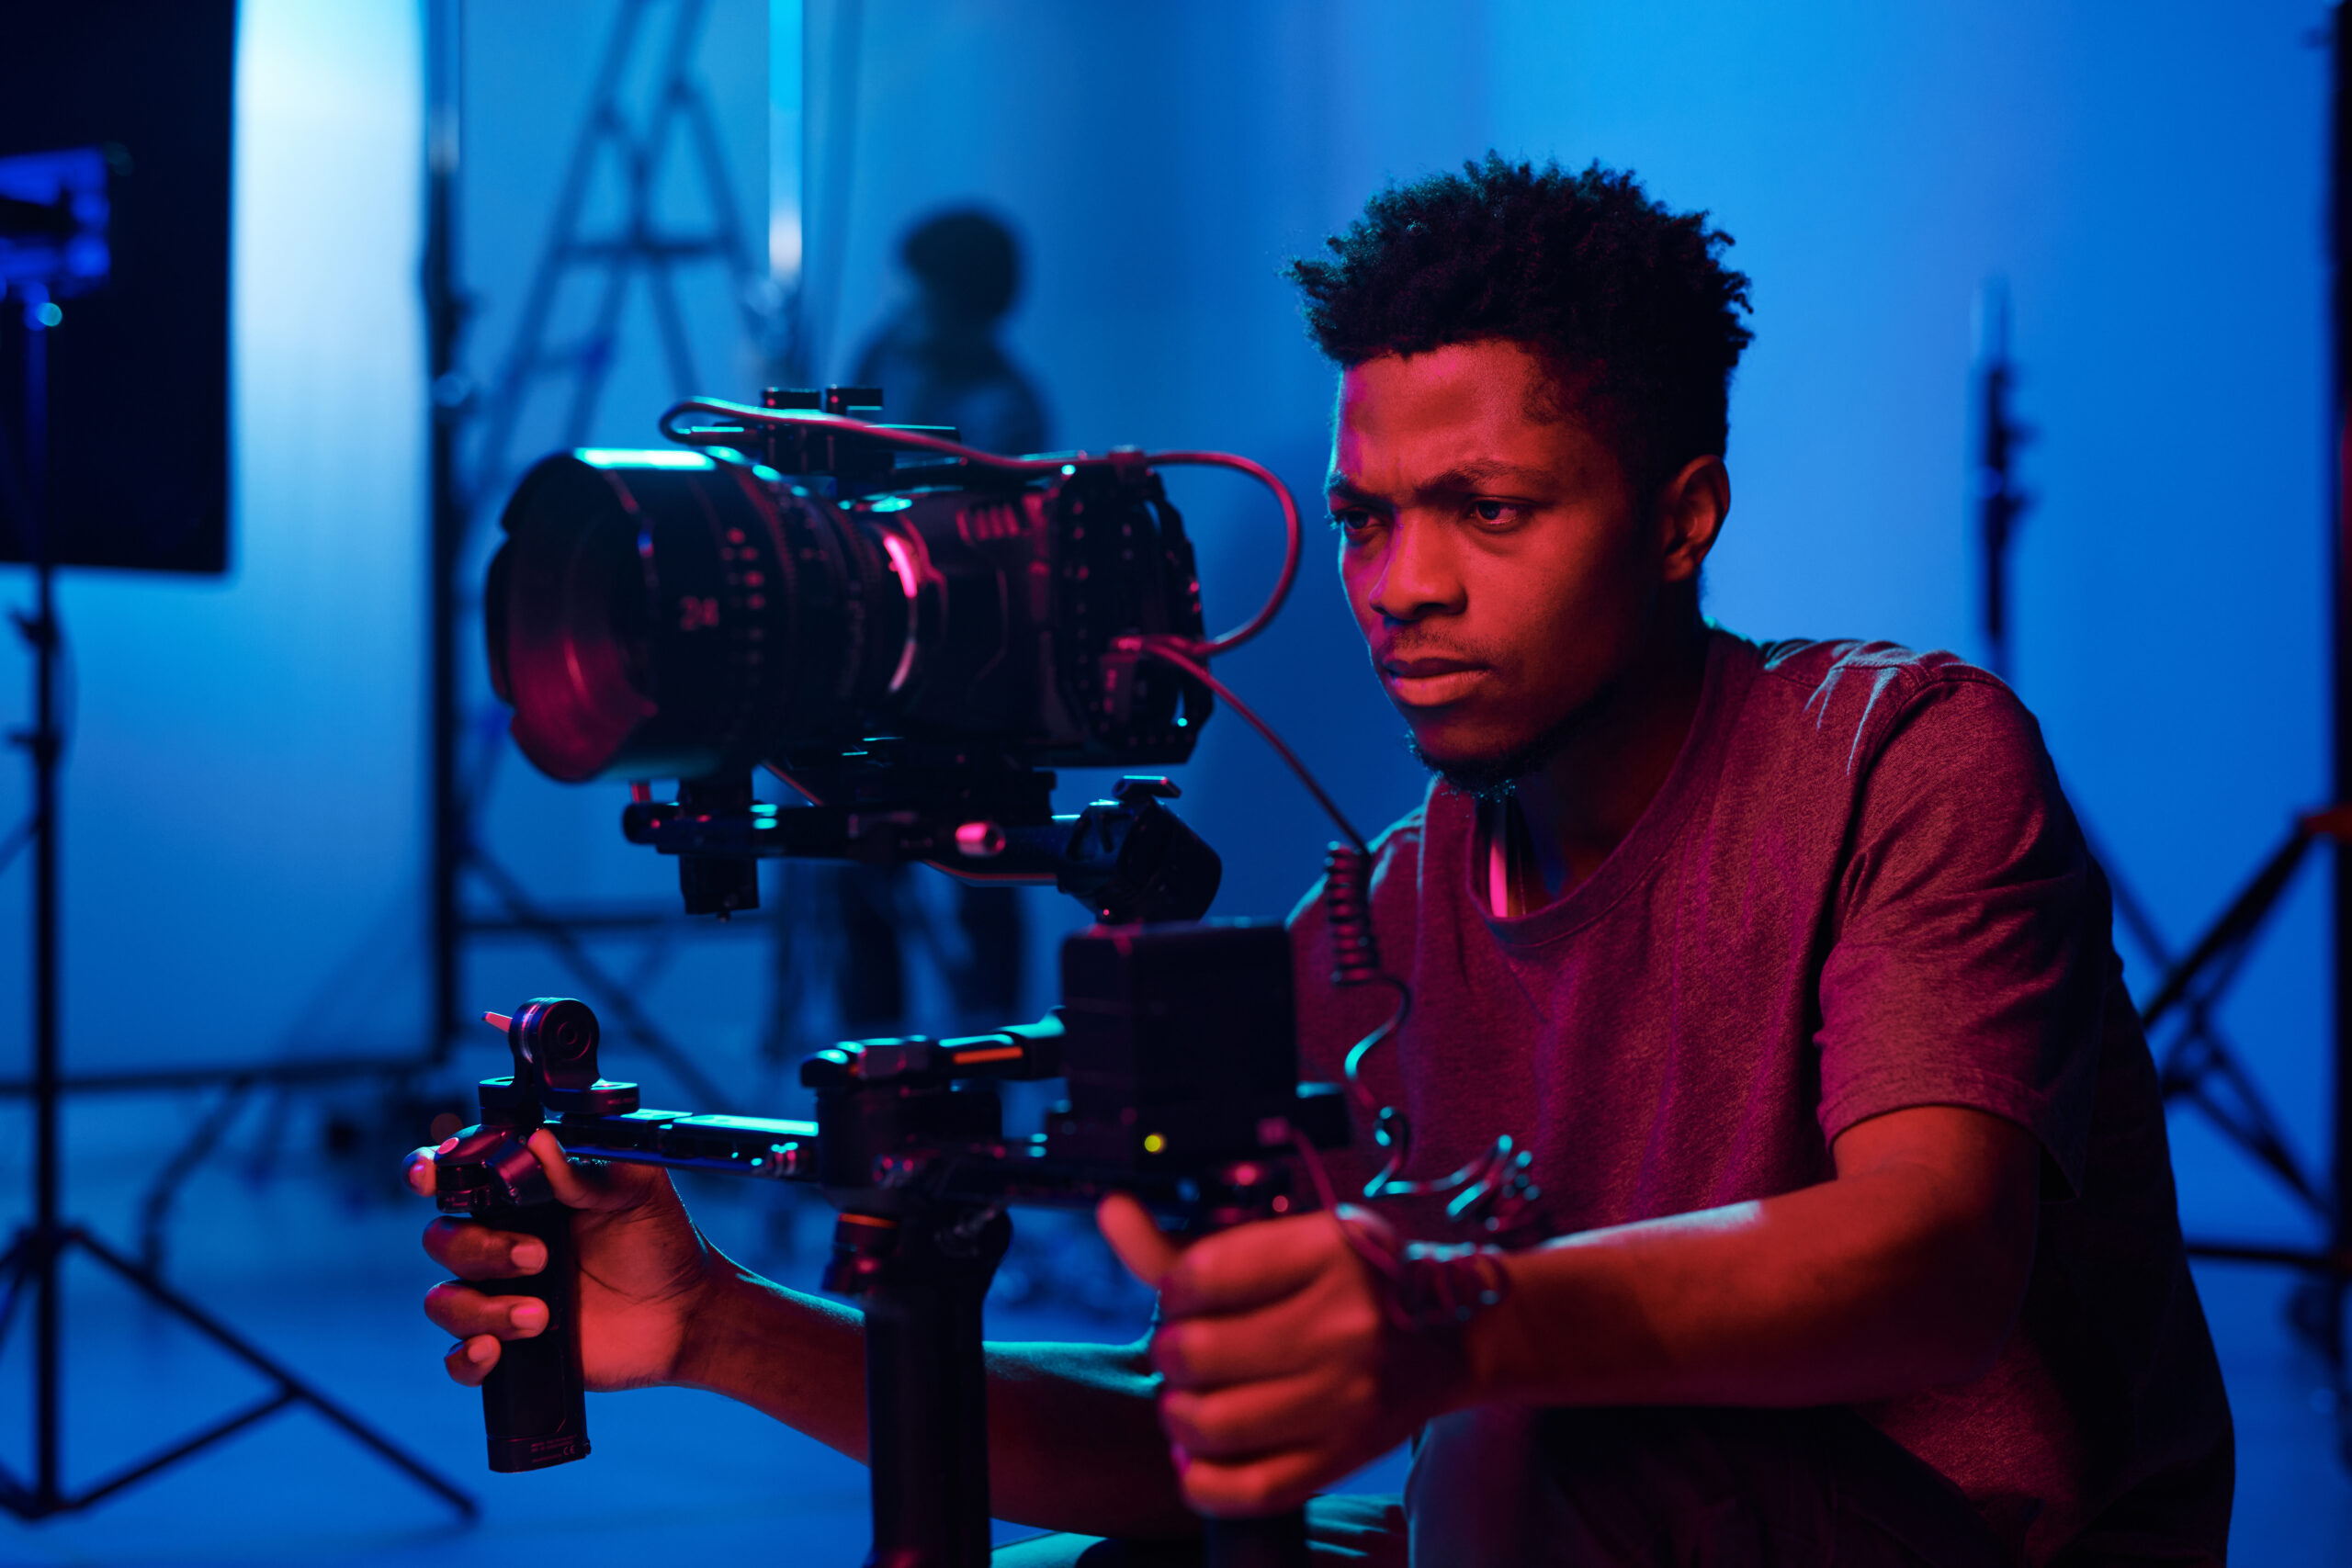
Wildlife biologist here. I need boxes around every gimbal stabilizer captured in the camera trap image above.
[435,782,1349,1568]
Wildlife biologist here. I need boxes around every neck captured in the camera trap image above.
[1510,609,1710,900]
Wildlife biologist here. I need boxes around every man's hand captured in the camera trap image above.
[1097,1195,1463,1517]
[405,1131,723,1393]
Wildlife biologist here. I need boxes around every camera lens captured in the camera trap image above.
[487,447,894,783]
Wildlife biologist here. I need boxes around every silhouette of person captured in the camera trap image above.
[854,208,1047,457]
[837,208,1048,1034]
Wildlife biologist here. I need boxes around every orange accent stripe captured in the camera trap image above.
[836,1213,899,1229]
[951,1045,1023,1066]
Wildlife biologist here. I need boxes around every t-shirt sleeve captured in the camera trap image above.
[1813,673,2103,1196]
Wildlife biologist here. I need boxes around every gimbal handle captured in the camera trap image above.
[440,943,1333,1567]
[434,999,633,1472]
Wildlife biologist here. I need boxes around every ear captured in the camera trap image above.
[1655,456,1730,584]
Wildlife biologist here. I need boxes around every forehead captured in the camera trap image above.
[1330,341,1603,491]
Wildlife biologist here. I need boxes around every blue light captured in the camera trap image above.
[577,447,714,469]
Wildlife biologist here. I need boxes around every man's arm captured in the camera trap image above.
[677,1269,1194,1538]
[1102,1102,2041,1516]
[1466,1102,2040,1408]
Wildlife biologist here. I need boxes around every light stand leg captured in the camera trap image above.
[31,547,57,1514]
[2331,0,2352,1450]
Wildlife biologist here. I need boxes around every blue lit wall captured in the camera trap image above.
[0,0,2329,1249]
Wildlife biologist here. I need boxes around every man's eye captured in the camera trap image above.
[1329,508,1375,533]
[1470,499,1521,525]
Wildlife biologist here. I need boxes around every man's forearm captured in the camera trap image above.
[1460,1149,2035,1413]
[677,1263,1192,1538]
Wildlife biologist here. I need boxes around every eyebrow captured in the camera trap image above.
[1325,460,1557,506]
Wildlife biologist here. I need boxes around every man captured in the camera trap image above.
[412,157,2232,1564]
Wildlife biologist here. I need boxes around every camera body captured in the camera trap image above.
[485,404,1211,789]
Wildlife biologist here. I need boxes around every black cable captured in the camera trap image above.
[1126,637,1363,850]
[656,402,1303,657]
[1124,635,1520,1223]
[1128,451,1300,656]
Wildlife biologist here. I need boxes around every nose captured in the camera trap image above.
[1364,514,1464,626]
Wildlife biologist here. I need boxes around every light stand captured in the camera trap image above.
[0,231,472,1524]
[1972,8,2352,1469]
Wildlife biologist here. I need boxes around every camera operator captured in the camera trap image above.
[409,156,2230,1565]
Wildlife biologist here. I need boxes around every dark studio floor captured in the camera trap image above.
[0,1162,2338,1566]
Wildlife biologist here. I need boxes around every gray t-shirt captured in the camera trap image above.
[1289,629,2232,1563]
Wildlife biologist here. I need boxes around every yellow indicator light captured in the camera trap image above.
[1142,1134,1167,1155]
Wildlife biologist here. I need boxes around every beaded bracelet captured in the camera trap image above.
[1336,1207,1513,1332]
[1392,1241,1512,1331]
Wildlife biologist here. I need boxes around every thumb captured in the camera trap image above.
[528,1126,669,1213]
[526,1129,594,1207]
[1096,1193,1182,1291]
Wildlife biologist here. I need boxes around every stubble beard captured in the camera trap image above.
[1407,705,1585,805]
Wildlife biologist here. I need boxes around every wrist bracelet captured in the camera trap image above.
[1336,1206,1512,1332]
[1391,1242,1511,1331]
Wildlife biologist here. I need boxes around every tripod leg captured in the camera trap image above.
[0,1224,61,1517]
[0,1224,43,1348]
[64,1227,476,1518]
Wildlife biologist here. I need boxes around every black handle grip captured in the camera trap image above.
[475,1197,589,1472]
[1205,1510,1308,1568]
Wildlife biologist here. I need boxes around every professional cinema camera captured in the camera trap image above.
[441,389,1386,1568]
[485,384,1284,919]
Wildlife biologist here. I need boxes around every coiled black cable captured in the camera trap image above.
[1142,653,1536,1235]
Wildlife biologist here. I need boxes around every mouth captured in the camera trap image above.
[1379,654,1489,708]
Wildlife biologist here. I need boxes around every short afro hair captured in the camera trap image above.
[1287,155,1752,495]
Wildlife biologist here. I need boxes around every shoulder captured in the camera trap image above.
[1740,636,2034,778]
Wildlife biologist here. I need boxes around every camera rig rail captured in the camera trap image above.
[628,768,1224,924]
[437,920,1347,1568]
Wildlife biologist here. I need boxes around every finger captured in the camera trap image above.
[1159,1367,1363,1460]
[1177,1444,1333,1520]
[444,1334,502,1387]
[1149,1286,1375,1390]
[405,1141,457,1198]
[424,1280,549,1341]
[1098,1194,1182,1291]
[422,1215,549,1280]
[1159,1214,1350,1320]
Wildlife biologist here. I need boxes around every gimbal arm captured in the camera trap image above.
[437,920,1346,1568]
